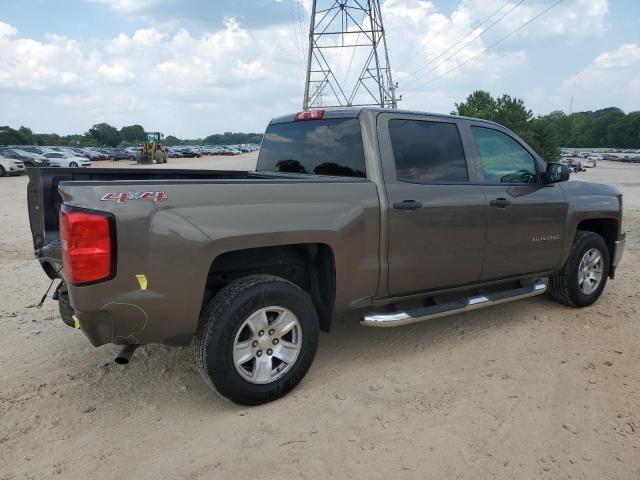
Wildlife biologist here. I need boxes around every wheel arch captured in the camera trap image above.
[201,243,336,332]
[575,218,618,277]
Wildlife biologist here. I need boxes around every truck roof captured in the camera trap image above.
[270,107,504,128]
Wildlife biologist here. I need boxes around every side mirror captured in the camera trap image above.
[545,162,570,184]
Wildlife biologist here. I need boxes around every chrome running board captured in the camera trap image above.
[362,279,547,328]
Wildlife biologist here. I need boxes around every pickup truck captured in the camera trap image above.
[28,108,626,405]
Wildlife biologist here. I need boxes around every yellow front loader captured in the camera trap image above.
[138,132,168,164]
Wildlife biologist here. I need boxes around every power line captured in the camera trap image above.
[403,0,565,93]
[295,0,307,52]
[402,0,525,90]
[288,0,305,67]
[343,30,361,85]
[396,0,474,71]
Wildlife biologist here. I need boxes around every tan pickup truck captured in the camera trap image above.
[28,108,625,405]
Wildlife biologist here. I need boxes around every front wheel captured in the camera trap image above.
[549,231,610,307]
[69,162,78,168]
[194,275,319,405]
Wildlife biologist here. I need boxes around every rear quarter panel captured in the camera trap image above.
[59,179,380,346]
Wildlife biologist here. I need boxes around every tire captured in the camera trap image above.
[549,231,610,307]
[194,274,319,405]
[69,162,78,168]
[58,284,75,328]
[0,165,5,177]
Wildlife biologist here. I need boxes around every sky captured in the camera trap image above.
[0,0,638,137]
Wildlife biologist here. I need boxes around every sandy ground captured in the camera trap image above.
[1,158,638,480]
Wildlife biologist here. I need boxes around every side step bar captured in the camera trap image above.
[362,279,547,328]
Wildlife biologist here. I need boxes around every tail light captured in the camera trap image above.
[60,206,116,285]
[294,110,325,121]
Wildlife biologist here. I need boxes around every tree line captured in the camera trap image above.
[2,93,638,157]
[454,90,640,161]
[0,123,263,148]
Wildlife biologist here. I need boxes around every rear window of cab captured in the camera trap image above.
[257,118,366,178]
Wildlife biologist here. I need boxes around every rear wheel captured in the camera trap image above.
[194,275,319,405]
[549,231,610,307]
[0,165,5,177]
[69,162,78,168]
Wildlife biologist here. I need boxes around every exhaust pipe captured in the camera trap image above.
[114,344,139,365]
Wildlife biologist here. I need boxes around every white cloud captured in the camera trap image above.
[89,0,155,13]
[565,43,640,89]
[132,27,166,45]
[233,60,267,79]
[0,21,17,37]
[0,18,302,135]
[97,64,135,83]
[0,28,96,90]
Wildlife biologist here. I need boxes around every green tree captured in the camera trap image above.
[120,124,145,144]
[17,126,34,144]
[494,95,532,133]
[453,90,497,121]
[0,126,24,144]
[525,117,561,162]
[164,135,183,146]
[88,123,121,147]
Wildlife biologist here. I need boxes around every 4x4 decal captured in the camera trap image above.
[101,192,167,204]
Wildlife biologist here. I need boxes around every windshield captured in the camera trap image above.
[257,118,366,178]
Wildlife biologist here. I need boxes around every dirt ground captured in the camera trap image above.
[1,158,638,479]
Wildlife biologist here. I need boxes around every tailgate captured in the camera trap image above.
[27,168,65,277]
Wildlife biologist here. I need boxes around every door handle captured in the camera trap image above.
[489,197,511,208]
[393,200,423,211]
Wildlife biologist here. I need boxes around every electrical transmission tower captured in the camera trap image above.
[303,0,398,110]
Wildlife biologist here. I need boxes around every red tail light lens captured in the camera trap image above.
[294,110,325,121]
[60,207,115,285]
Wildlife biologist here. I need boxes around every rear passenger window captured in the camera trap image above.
[388,119,468,183]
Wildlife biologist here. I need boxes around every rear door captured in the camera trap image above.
[377,113,487,296]
[464,121,567,280]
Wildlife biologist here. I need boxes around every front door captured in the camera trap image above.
[377,114,487,297]
[466,123,568,280]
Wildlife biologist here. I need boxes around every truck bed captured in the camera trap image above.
[27,167,265,273]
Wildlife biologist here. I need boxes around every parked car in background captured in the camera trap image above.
[109,148,136,161]
[560,159,585,173]
[584,156,600,168]
[0,148,50,167]
[179,147,201,158]
[19,146,45,155]
[82,149,104,161]
[95,149,113,160]
[167,147,181,158]
[43,152,91,168]
[65,147,95,159]
[0,154,25,176]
